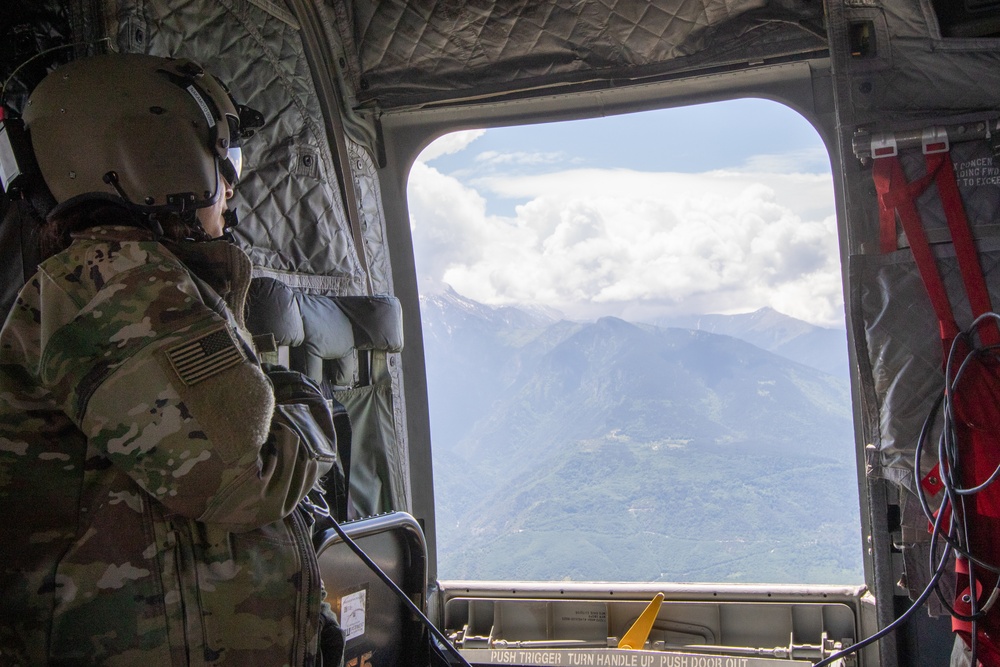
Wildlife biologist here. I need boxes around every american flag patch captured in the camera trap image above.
[166,326,246,385]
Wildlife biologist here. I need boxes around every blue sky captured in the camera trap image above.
[428,98,830,175]
[407,98,843,327]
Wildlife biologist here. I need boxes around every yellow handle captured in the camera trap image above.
[617,592,664,650]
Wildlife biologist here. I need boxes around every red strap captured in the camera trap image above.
[926,151,1000,346]
[873,156,961,345]
[873,155,937,254]
[873,157,898,255]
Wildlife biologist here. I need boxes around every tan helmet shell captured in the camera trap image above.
[22,53,238,214]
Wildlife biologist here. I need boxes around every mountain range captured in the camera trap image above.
[420,287,862,584]
[654,308,849,379]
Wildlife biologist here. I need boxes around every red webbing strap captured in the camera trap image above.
[927,151,1000,346]
[874,155,898,255]
[872,155,961,344]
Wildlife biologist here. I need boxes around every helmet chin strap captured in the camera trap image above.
[142,214,166,239]
[217,209,240,244]
[222,208,239,230]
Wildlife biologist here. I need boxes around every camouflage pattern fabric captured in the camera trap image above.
[0,225,338,666]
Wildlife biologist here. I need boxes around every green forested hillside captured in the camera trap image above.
[422,289,863,584]
[437,437,861,583]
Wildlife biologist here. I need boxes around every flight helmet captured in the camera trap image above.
[21,53,262,219]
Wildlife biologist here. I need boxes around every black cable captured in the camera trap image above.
[925,314,1000,654]
[924,333,988,627]
[911,336,1000,574]
[812,539,953,667]
[325,517,474,667]
[813,496,956,667]
[913,393,997,580]
[972,622,979,667]
[913,389,943,523]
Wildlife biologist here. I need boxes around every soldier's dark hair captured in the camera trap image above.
[155,211,215,244]
[40,202,214,259]
[39,201,137,259]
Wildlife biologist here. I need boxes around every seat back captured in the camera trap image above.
[245,276,406,518]
[315,512,429,667]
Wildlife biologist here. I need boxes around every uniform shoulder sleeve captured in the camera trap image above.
[48,242,330,530]
[40,241,212,421]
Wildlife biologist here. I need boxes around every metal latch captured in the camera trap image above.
[870,133,898,159]
[922,126,949,155]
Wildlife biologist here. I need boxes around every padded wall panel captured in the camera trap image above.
[840,3,1000,122]
[336,0,826,108]
[854,141,1000,491]
[120,0,367,289]
[851,140,1000,608]
[351,138,393,295]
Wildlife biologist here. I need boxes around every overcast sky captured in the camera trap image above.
[406,98,844,328]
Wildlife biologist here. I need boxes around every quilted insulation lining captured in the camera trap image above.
[855,140,1000,492]
[838,2,1000,123]
[338,0,827,108]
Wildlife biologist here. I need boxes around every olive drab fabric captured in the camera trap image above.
[0,225,338,665]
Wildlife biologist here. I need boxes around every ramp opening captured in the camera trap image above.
[407,98,862,586]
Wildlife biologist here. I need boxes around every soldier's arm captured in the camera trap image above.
[41,253,334,532]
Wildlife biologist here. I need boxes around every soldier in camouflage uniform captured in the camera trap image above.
[0,54,344,665]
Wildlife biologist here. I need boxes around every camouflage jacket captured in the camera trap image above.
[0,226,338,666]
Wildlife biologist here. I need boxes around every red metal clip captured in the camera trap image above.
[922,463,943,497]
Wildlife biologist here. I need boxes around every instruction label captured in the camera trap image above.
[955,156,1000,188]
[460,649,810,667]
[551,602,608,641]
[560,608,607,624]
[341,589,367,641]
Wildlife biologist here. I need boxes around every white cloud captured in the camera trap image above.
[737,147,832,175]
[475,150,569,166]
[406,161,492,292]
[406,162,844,328]
[417,130,486,163]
